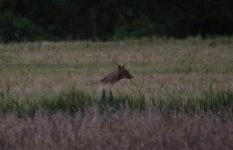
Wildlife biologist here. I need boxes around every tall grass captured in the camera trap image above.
[155,90,233,112]
[0,87,232,116]
[0,110,232,150]
[0,88,146,116]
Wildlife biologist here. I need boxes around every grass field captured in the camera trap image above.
[0,37,233,149]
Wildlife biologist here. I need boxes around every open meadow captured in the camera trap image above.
[0,37,233,149]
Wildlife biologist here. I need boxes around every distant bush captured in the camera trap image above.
[0,10,43,42]
[0,0,233,42]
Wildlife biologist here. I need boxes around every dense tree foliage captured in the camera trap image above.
[0,0,233,42]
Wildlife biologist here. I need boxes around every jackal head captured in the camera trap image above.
[117,65,133,80]
[99,63,133,85]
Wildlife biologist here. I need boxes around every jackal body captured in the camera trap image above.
[100,65,133,85]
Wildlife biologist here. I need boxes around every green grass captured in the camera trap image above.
[0,88,146,116]
[0,87,232,116]
[155,90,233,112]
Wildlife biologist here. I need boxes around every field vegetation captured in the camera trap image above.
[0,37,233,149]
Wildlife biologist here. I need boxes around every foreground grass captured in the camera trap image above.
[0,110,232,150]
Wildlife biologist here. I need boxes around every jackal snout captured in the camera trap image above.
[119,66,133,79]
[128,74,133,79]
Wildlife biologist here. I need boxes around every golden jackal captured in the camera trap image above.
[100,65,133,85]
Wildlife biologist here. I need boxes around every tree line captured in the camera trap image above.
[0,0,233,42]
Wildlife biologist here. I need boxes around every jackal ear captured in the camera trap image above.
[118,65,122,69]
